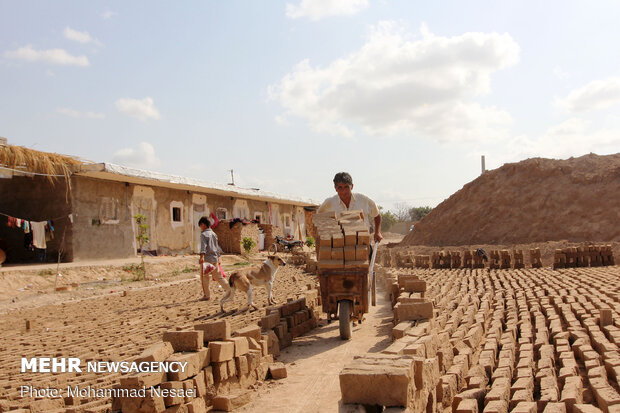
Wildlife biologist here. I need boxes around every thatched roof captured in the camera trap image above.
[0,143,83,182]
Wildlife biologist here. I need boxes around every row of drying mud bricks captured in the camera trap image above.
[110,294,319,413]
[553,246,615,269]
[213,221,261,254]
[370,266,620,413]
[394,250,533,270]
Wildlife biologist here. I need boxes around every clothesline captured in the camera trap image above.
[0,211,73,222]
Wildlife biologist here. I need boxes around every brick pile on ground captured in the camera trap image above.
[340,263,620,412]
[213,221,260,254]
[258,224,283,252]
[0,262,317,412]
[401,153,620,246]
[312,210,370,271]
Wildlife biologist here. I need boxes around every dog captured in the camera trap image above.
[220,255,286,312]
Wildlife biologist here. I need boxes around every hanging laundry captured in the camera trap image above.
[6,216,17,227]
[22,220,30,233]
[16,218,22,227]
[31,221,47,249]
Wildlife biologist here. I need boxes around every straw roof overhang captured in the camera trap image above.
[76,163,318,207]
[0,143,84,182]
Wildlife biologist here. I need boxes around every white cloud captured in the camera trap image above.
[3,45,89,67]
[101,10,117,19]
[57,107,105,119]
[269,22,519,142]
[63,27,92,44]
[112,142,161,169]
[115,97,161,121]
[556,77,620,113]
[286,0,369,20]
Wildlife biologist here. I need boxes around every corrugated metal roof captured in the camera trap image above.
[76,162,318,207]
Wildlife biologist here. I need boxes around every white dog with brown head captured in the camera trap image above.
[220,254,286,312]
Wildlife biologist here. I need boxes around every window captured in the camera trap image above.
[170,201,184,228]
[101,197,119,224]
[172,207,181,222]
[254,212,264,223]
[216,207,228,220]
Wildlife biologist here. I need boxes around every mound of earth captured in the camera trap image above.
[401,153,620,246]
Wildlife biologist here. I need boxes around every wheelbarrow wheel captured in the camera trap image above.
[339,300,352,340]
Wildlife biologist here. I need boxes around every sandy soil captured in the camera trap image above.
[238,287,394,413]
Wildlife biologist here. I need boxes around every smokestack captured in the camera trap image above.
[481,155,486,175]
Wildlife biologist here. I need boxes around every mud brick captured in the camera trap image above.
[120,370,167,389]
[357,231,370,245]
[160,381,185,407]
[573,404,604,413]
[192,371,207,398]
[392,320,412,339]
[511,402,538,413]
[212,392,251,412]
[509,388,534,410]
[318,236,332,248]
[259,338,269,356]
[204,366,214,386]
[318,247,332,260]
[247,337,261,351]
[167,352,200,381]
[193,319,230,342]
[247,349,262,372]
[344,246,356,261]
[260,312,280,330]
[600,309,613,327]
[268,362,287,379]
[212,361,228,382]
[163,330,204,352]
[186,397,207,413]
[437,374,457,407]
[355,245,369,261]
[265,330,280,356]
[344,260,369,269]
[208,341,235,362]
[540,376,560,402]
[332,233,344,248]
[404,279,427,294]
[227,358,236,377]
[182,344,205,368]
[485,383,510,406]
[451,389,486,413]
[511,377,535,396]
[418,334,439,358]
[135,342,175,363]
[318,259,344,269]
[455,399,478,413]
[28,398,65,412]
[226,337,249,357]
[383,340,408,355]
[394,300,434,322]
[543,403,567,413]
[340,356,414,407]
[484,400,508,413]
[234,324,262,342]
[331,247,344,260]
[235,355,249,376]
[121,388,165,413]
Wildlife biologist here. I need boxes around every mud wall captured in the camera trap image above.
[0,175,73,263]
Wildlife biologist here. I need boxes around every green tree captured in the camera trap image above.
[379,206,397,232]
[409,206,433,221]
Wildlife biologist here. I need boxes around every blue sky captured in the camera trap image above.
[1,1,619,211]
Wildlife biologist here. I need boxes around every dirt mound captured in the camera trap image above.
[401,153,620,246]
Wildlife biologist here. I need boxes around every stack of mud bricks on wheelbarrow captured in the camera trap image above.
[339,271,440,410]
[553,245,615,269]
[341,262,620,412]
[110,294,320,412]
[313,210,371,270]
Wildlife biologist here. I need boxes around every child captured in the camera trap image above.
[198,216,229,300]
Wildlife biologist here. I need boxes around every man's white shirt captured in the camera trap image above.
[318,193,380,230]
